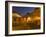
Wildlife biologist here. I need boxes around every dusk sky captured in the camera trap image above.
[12,6,35,16]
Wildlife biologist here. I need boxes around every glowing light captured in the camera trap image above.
[34,17,40,20]
[12,13,22,17]
[27,17,32,22]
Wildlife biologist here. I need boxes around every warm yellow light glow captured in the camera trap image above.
[34,17,40,20]
[27,17,32,22]
[24,18,27,22]
[12,13,22,17]
[28,17,31,20]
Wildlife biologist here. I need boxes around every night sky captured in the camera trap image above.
[12,6,35,16]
